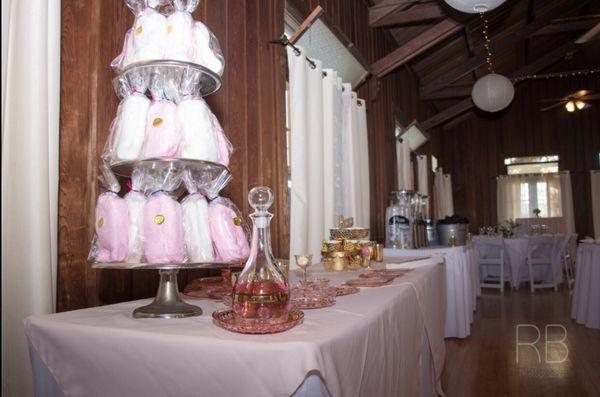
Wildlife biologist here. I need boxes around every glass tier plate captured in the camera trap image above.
[91,261,241,270]
[212,309,304,334]
[359,269,411,278]
[113,60,221,99]
[110,158,231,195]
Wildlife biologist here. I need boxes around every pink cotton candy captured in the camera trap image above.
[209,200,249,262]
[142,101,180,158]
[95,193,129,262]
[143,193,186,263]
[211,114,232,166]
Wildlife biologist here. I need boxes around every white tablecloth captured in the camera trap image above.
[571,242,600,329]
[384,245,479,338]
[26,258,446,397]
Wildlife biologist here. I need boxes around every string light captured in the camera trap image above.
[480,12,494,73]
[513,68,600,83]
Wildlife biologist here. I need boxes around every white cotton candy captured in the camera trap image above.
[113,94,150,161]
[192,22,224,75]
[125,191,146,262]
[182,195,214,262]
[132,8,167,63]
[177,99,218,161]
[165,11,193,62]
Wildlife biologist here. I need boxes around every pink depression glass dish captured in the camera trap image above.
[359,269,409,279]
[335,286,360,296]
[212,309,304,334]
[344,276,395,287]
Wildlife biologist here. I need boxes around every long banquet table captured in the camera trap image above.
[385,245,479,339]
[26,257,446,397]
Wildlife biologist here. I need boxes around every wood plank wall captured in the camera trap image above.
[432,46,600,238]
[58,0,418,311]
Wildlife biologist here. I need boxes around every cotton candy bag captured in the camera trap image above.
[164,0,198,62]
[177,70,217,161]
[211,113,232,166]
[125,168,146,262]
[143,165,186,263]
[181,170,214,262]
[107,71,150,162]
[142,73,181,158]
[209,196,250,262]
[192,21,225,76]
[92,167,129,262]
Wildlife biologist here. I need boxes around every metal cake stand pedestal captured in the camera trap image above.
[92,262,240,319]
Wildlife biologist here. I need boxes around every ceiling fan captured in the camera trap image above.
[539,90,600,112]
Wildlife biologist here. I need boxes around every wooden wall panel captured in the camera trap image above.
[433,46,600,238]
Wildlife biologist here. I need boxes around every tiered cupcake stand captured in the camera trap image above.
[91,61,239,319]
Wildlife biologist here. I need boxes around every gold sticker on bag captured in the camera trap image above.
[135,25,143,35]
[154,215,165,225]
[152,117,163,127]
[167,24,173,33]
[233,217,242,226]
[97,217,104,228]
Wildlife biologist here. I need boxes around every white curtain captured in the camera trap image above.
[288,46,369,264]
[496,173,575,233]
[434,168,454,219]
[2,1,60,396]
[592,170,600,239]
[396,138,413,190]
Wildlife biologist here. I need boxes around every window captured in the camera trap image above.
[504,155,559,175]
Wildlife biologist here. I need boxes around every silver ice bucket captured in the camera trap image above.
[437,223,469,246]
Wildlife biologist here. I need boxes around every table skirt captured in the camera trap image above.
[571,243,600,329]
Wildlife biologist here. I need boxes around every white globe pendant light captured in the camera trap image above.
[444,0,505,13]
[471,73,514,112]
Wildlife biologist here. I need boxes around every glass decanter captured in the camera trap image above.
[232,187,291,323]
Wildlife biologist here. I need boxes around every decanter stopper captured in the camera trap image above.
[248,186,273,228]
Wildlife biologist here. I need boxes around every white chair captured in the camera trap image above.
[474,236,506,293]
[526,235,557,293]
[562,234,577,291]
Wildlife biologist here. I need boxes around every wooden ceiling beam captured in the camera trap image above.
[421,86,472,100]
[371,18,462,78]
[419,0,592,97]
[533,19,600,36]
[371,3,445,28]
[369,0,417,26]
[421,40,583,130]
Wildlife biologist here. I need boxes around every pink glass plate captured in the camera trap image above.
[212,309,304,334]
[359,269,410,278]
[335,286,360,296]
[343,276,394,287]
[292,297,335,309]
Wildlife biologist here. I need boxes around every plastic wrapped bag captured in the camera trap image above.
[164,0,198,62]
[181,170,214,262]
[131,5,167,64]
[211,113,232,166]
[192,21,225,76]
[107,72,150,162]
[92,166,129,262]
[143,164,186,263]
[208,196,250,262]
[177,69,217,161]
[125,168,146,262]
[142,73,181,158]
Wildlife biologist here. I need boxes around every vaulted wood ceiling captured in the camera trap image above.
[368,0,600,130]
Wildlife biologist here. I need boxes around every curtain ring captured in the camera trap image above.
[293,48,301,56]
[309,61,316,70]
[322,71,328,77]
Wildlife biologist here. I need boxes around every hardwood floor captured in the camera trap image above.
[442,286,600,396]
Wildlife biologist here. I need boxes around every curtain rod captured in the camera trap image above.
[495,171,570,179]
[269,35,363,107]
